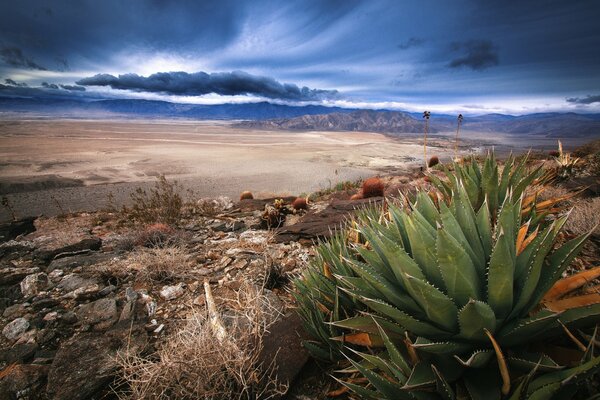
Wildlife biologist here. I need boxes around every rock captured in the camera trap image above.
[48,268,64,281]
[3,317,30,341]
[118,300,135,322]
[60,311,78,324]
[239,229,271,245]
[275,197,384,243]
[20,272,48,297]
[76,297,118,330]
[43,311,59,321]
[0,240,36,261]
[31,296,60,311]
[33,237,102,264]
[98,284,117,297]
[0,266,41,285]
[57,273,99,292]
[0,342,38,364]
[125,287,138,302]
[214,256,232,272]
[46,326,147,400]
[47,251,116,272]
[0,363,48,400]
[210,219,246,232]
[65,284,102,300]
[3,302,29,319]
[0,217,36,243]
[160,283,185,300]
[258,312,310,389]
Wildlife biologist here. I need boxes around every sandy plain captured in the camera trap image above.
[0,118,577,222]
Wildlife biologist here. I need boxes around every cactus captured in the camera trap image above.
[240,191,254,200]
[294,155,600,399]
[362,177,385,198]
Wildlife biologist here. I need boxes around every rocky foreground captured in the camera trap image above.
[0,157,598,399]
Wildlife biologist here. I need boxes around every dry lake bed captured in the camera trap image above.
[0,117,580,221]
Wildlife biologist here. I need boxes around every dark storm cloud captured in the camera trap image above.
[0,46,47,70]
[397,37,425,50]
[41,82,59,89]
[566,95,600,104]
[4,78,28,87]
[59,84,85,91]
[76,71,338,101]
[448,40,499,71]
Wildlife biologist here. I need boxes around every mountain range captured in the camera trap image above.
[1,97,600,137]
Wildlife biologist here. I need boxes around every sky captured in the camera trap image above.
[1,0,599,115]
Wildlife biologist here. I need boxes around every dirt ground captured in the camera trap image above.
[0,117,583,222]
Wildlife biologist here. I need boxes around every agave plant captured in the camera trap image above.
[426,152,575,228]
[295,158,600,399]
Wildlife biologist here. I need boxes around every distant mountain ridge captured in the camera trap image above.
[1,97,599,137]
[236,110,436,133]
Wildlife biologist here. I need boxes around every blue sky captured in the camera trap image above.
[1,0,599,114]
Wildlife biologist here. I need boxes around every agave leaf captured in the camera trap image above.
[374,320,413,376]
[302,340,337,361]
[544,294,600,312]
[402,361,436,390]
[377,233,426,282]
[437,228,481,306]
[346,356,409,399]
[527,354,600,394]
[332,376,380,400]
[415,191,439,228]
[543,266,600,302]
[358,296,449,337]
[412,337,474,355]
[454,350,494,368]
[487,230,514,319]
[403,214,445,289]
[457,299,496,341]
[346,347,407,383]
[440,202,483,271]
[498,154,514,206]
[463,366,502,400]
[513,164,544,200]
[527,230,594,311]
[498,310,562,346]
[331,332,384,347]
[507,359,541,400]
[453,182,486,266]
[507,353,563,372]
[475,200,493,265]
[511,217,567,318]
[403,274,459,332]
[432,364,456,400]
[481,155,499,214]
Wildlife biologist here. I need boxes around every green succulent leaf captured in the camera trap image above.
[457,299,496,341]
[487,229,514,319]
[403,273,459,332]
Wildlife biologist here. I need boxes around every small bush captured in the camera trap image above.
[428,155,440,168]
[116,280,287,399]
[291,197,308,210]
[123,175,183,225]
[129,246,193,282]
[361,177,384,198]
[240,191,254,200]
[565,197,600,237]
[134,223,177,248]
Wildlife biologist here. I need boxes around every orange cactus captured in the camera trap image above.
[428,155,440,168]
[240,191,254,200]
[361,177,384,198]
[292,197,308,210]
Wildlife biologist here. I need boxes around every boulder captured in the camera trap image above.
[20,272,48,297]
[76,297,118,330]
[2,317,30,341]
[275,197,384,243]
[0,363,48,400]
[47,251,116,272]
[160,283,185,301]
[33,237,102,264]
[0,217,36,243]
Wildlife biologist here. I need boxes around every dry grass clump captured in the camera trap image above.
[134,223,178,248]
[122,175,183,225]
[116,280,287,399]
[128,246,193,282]
[564,197,600,237]
[361,177,384,198]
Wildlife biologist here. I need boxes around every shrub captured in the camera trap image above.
[134,223,177,248]
[295,155,600,399]
[428,155,440,168]
[361,177,384,198]
[116,279,287,399]
[123,175,183,225]
[128,246,192,282]
[291,197,308,210]
[240,191,254,200]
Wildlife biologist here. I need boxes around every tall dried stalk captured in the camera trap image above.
[423,111,431,169]
[455,113,463,161]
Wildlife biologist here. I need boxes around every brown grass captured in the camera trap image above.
[116,279,287,399]
[362,177,384,198]
[565,197,600,237]
[134,223,177,248]
[122,175,183,225]
[128,246,194,283]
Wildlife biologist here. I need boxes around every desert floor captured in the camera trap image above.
[0,118,578,221]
